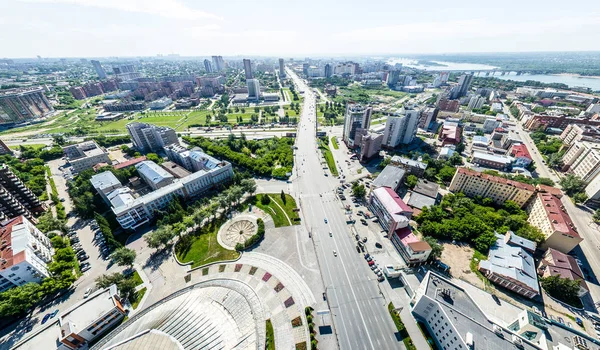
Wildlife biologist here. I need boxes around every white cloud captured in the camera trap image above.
[19,0,223,20]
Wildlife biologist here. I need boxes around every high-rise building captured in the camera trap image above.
[91,60,107,79]
[126,122,179,153]
[243,59,253,79]
[112,64,141,80]
[203,59,213,73]
[211,56,225,72]
[0,87,53,125]
[382,109,420,148]
[278,58,286,78]
[387,70,400,87]
[302,63,309,77]
[450,74,473,99]
[467,95,486,110]
[342,104,372,148]
[247,79,261,101]
[0,164,45,222]
[0,216,53,292]
[324,64,332,78]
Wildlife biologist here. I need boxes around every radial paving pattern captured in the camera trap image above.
[217,215,258,250]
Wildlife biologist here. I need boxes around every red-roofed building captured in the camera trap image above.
[527,193,582,254]
[390,226,432,265]
[449,167,536,208]
[438,125,461,146]
[368,186,412,234]
[0,216,53,292]
[113,156,147,170]
[535,184,563,199]
[538,248,588,297]
[509,143,533,168]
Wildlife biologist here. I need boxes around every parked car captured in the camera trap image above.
[41,314,51,324]
[375,242,382,248]
[78,255,89,262]
[362,237,367,243]
[81,265,91,272]
[84,288,92,299]
[49,309,59,318]
[377,275,385,282]
[368,260,375,266]
[70,238,80,244]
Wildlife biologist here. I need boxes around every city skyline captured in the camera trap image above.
[2,0,600,58]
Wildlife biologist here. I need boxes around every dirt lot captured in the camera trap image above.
[440,242,483,288]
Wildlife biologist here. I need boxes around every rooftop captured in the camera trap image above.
[511,144,532,160]
[90,171,121,192]
[535,184,563,198]
[478,233,539,294]
[113,156,147,170]
[372,186,413,224]
[536,192,579,239]
[541,249,588,291]
[161,161,191,179]
[456,167,536,192]
[136,161,174,185]
[372,165,406,191]
[406,192,436,210]
[412,179,439,199]
[390,156,427,170]
[472,151,513,165]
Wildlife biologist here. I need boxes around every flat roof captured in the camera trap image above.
[136,161,173,185]
[372,165,406,190]
[407,192,436,210]
[91,171,121,191]
[161,161,191,179]
[373,186,412,215]
[412,179,439,199]
[390,156,427,170]
[114,156,147,170]
[59,285,120,336]
[456,167,536,192]
[472,151,513,165]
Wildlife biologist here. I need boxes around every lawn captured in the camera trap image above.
[318,138,338,176]
[131,270,143,286]
[95,113,188,132]
[131,287,147,310]
[254,194,291,227]
[175,219,240,268]
[270,193,300,225]
[331,137,339,150]
[266,319,275,350]
[334,85,408,104]
[388,302,417,350]
[9,144,46,150]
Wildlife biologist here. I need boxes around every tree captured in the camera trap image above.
[593,209,600,223]
[146,153,163,164]
[260,194,271,205]
[572,192,588,204]
[352,183,366,200]
[280,190,287,204]
[423,236,444,260]
[110,247,137,268]
[0,283,42,317]
[240,178,257,196]
[406,175,418,189]
[438,166,457,183]
[144,225,176,249]
[455,142,465,154]
[540,275,582,307]
[560,174,586,196]
[546,153,563,168]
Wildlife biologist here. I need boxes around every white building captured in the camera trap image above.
[342,103,372,148]
[382,108,419,148]
[467,96,486,110]
[0,216,53,292]
[247,79,260,101]
[90,171,122,206]
[126,122,179,153]
[63,141,111,173]
[136,161,174,190]
[148,97,172,110]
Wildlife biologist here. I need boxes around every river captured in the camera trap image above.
[387,58,600,91]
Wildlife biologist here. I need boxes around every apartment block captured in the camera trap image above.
[0,87,53,125]
[63,141,111,173]
[527,193,582,254]
[342,103,372,148]
[0,216,53,292]
[560,141,600,182]
[126,122,179,153]
[382,108,419,148]
[0,164,45,222]
[448,167,535,207]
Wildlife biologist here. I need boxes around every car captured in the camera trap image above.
[333,250,337,257]
[375,242,382,248]
[324,218,328,223]
[322,292,327,301]
[368,260,375,266]
[575,258,583,266]
[576,317,583,326]
[70,238,80,243]
[558,317,565,324]
[81,265,91,272]
[360,219,368,225]
[59,198,65,202]
[377,275,385,282]
[491,294,501,305]
[362,237,367,243]
[371,265,378,270]
[84,287,92,299]
[25,324,33,333]
[41,314,51,324]
[329,232,332,237]
[78,255,89,261]
[364,253,370,259]
[356,245,360,253]
[50,309,59,318]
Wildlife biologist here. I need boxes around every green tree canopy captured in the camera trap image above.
[110,247,137,267]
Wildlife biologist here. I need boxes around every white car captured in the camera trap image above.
[83,287,92,298]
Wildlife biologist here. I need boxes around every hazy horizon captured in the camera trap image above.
[2,0,599,58]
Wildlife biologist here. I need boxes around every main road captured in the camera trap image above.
[288,68,400,349]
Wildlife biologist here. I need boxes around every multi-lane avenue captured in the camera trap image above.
[288,69,400,349]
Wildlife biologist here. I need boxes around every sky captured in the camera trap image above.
[1,0,600,58]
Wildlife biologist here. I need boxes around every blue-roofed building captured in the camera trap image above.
[478,232,539,299]
[472,135,489,148]
[136,161,174,190]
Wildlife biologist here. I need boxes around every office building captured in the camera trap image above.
[0,87,53,125]
[13,284,126,350]
[136,161,174,190]
[63,141,111,173]
[524,114,600,131]
[211,55,225,72]
[386,69,400,87]
[450,74,473,99]
[527,192,582,254]
[324,64,332,78]
[467,95,486,110]
[243,59,253,80]
[204,59,213,73]
[537,248,589,297]
[278,58,285,78]
[368,186,412,234]
[246,79,260,101]
[302,63,309,76]
[358,132,383,162]
[412,271,599,350]
[372,165,406,192]
[342,103,372,148]
[69,86,86,100]
[449,167,535,207]
[0,216,53,292]
[561,141,600,182]
[382,109,419,148]
[472,151,513,171]
[390,156,427,177]
[418,107,438,130]
[0,164,45,222]
[91,60,107,79]
[108,150,233,229]
[0,138,12,155]
[90,171,122,206]
[126,122,179,153]
[483,117,501,133]
[560,124,600,147]
[478,232,539,299]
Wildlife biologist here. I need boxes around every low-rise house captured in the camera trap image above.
[537,248,589,297]
[391,227,431,264]
[478,232,539,299]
